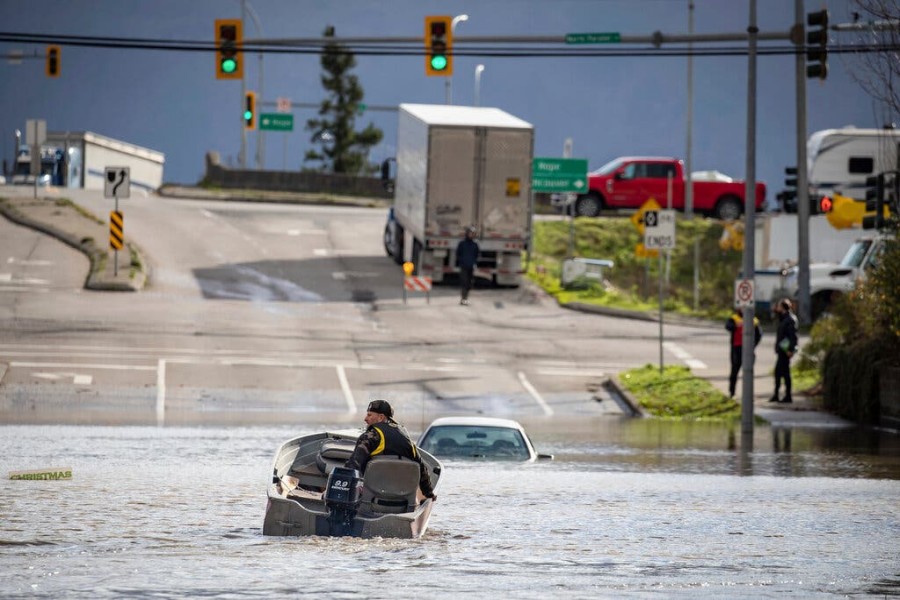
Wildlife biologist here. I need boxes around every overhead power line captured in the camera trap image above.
[0,31,896,59]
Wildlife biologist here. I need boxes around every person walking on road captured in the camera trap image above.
[771,298,799,404]
[725,307,762,398]
[456,226,480,305]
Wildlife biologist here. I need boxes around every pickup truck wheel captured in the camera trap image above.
[575,193,603,217]
[715,196,743,221]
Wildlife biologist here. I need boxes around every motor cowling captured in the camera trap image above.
[324,467,363,509]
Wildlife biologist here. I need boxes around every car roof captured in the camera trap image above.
[423,416,526,430]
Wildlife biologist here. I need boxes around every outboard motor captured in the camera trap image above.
[323,467,364,536]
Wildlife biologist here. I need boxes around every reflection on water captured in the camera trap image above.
[1,423,898,598]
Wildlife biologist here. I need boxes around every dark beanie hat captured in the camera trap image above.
[367,400,393,418]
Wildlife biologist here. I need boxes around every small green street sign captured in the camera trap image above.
[565,32,622,44]
[532,158,588,193]
[259,113,294,132]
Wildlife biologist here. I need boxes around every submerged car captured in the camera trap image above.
[417,416,552,461]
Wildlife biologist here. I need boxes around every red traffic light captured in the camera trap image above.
[819,196,833,213]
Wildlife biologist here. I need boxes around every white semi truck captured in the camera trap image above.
[382,104,534,286]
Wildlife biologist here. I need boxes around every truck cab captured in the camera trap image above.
[783,235,886,320]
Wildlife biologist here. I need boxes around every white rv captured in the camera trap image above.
[807,126,900,200]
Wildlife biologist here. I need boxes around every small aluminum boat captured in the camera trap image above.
[262,430,442,538]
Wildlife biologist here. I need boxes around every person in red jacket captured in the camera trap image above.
[725,308,762,398]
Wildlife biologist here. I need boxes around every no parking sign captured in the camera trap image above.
[734,278,755,308]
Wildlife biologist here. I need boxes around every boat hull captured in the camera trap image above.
[262,430,441,539]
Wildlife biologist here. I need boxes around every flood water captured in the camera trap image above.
[2,421,899,598]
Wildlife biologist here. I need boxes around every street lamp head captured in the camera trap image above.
[452,14,469,30]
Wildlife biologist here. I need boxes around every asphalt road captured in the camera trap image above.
[0,185,797,429]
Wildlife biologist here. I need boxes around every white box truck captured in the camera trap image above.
[382,104,534,286]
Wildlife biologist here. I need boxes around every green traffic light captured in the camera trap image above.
[243,110,253,120]
[221,58,237,74]
[430,55,448,71]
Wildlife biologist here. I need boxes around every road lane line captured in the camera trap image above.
[336,365,356,414]
[517,371,554,416]
[536,368,607,377]
[9,362,157,371]
[662,342,708,370]
[156,359,166,427]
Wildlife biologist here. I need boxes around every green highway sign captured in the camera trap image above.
[532,158,588,193]
[259,113,294,132]
[565,32,622,44]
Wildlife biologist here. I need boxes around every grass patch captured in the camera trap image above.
[528,217,747,322]
[619,364,741,421]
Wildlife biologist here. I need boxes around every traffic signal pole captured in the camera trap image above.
[741,0,758,441]
[794,0,812,327]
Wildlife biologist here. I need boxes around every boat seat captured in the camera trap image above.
[360,456,421,514]
[315,438,356,474]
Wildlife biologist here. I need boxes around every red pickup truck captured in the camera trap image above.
[574,156,766,220]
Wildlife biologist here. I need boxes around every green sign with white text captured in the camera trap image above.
[565,32,622,44]
[532,158,588,193]
[259,113,294,131]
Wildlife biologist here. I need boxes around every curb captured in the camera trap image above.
[601,375,646,418]
[157,185,390,210]
[0,199,148,292]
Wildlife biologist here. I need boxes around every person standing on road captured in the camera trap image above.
[344,400,437,503]
[771,298,799,404]
[725,307,762,398]
[456,226,480,306]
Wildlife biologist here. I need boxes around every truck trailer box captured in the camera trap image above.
[388,104,534,285]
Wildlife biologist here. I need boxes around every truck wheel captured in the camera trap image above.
[715,196,743,221]
[811,290,840,321]
[575,193,603,217]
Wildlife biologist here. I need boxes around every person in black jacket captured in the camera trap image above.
[344,400,436,502]
[455,226,480,305]
[725,308,762,398]
[771,299,799,404]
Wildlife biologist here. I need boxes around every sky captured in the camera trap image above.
[0,0,894,208]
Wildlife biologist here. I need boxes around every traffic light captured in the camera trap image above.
[806,9,829,80]
[243,91,256,130]
[818,195,833,214]
[215,19,243,80]
[45,45,60,78]
[425,15,453,76]
[863,173,886,229]
[778,166,798,211]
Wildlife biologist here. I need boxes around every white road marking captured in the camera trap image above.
[336,365,356,414]
[31,372,93,385]
[287,229,326,236]
[332,272,347,280]
[11,362,156,371]
[156,359,166,427]
[0,287,49,293]
[662,342,708,369]
[7,258,53,266]
[517,371,554,416]
[0,273,10,281]
[536,368,607,377]
[314,249,329,256]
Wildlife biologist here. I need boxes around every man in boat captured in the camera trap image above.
[345,400,437,502]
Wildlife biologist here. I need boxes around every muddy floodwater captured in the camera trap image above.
[2,421,899,598]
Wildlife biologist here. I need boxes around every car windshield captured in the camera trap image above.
[840,240,873,268]
[419,425,531,460]
[591,158,626,176]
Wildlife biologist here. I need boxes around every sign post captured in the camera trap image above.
[104,166,130,276]
[26,119,46,199]
[644,209,677,373]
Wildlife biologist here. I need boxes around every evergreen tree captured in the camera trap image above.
[304,27,383,174]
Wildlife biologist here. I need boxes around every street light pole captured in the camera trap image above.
[245,1,265,169]
[446,14,468,105]
[474,64,485,106]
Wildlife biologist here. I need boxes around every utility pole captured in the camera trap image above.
[686,0,700,312]
[741,0,758,441]
[239,0,248,170]
[794,0,812,327]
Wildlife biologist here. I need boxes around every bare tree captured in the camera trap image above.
[846,1,900,120]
